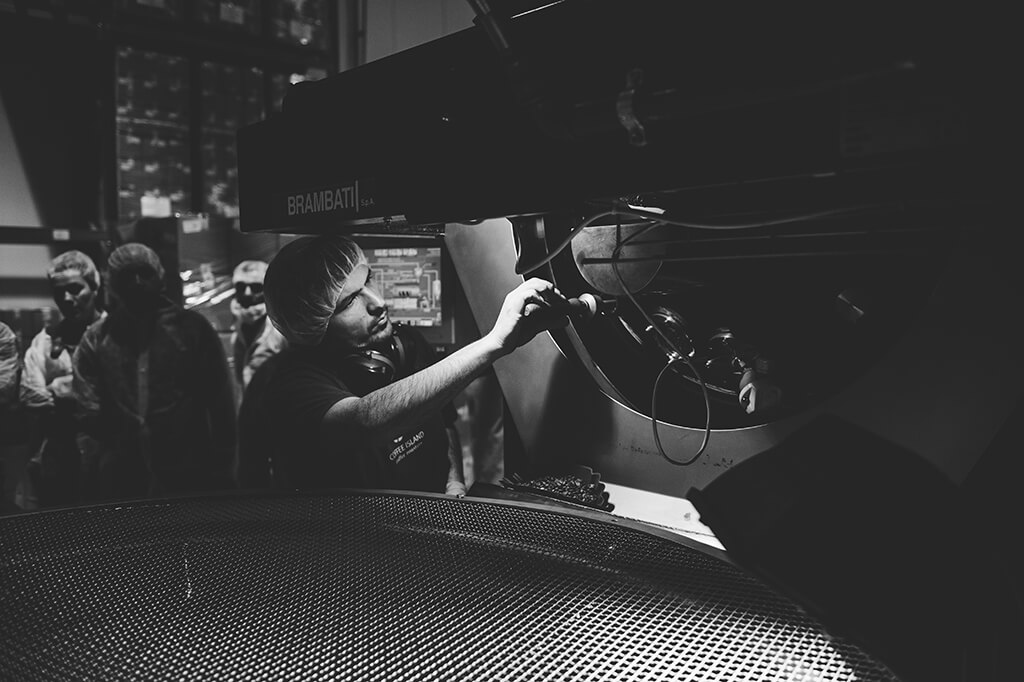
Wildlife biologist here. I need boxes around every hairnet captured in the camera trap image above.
[107,243,165,295]
[48,250,100,290]
[232,260,269,284]
[264,235,366,346]
[108,243,165,276]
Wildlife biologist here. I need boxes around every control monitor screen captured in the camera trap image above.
[363,247,443,328]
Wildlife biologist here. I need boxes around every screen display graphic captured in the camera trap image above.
[364,247,443,328]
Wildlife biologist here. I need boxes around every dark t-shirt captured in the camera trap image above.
[238,326,456,493]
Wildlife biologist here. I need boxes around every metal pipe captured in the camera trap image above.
[581,249,915,265]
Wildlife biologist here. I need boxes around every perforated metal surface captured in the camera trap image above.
[0,493,900,681]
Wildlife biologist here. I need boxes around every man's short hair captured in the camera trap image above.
[48,250,100,290]
[264,235,366,346]
[232,260,269,285]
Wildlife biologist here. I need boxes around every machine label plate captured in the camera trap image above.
[276,178,378,222]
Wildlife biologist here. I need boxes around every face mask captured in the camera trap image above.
[119,286,161,314]
[111,266,163,315]
[235,302,267,326]
[48,318,90,358]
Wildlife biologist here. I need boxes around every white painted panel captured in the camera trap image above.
[0,94,43,229]
[0,90,52,305]
[442,0,476,34]
[365,0,475,63]
[394,0,443,53]
[365,0,397,63]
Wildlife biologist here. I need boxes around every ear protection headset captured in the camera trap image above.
[341,324,413,391]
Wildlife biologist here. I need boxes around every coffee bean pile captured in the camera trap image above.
[505,473,612,510]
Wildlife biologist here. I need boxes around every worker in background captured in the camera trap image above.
[230,260,286,396]
[0,321,18,413]
[19,250,104,508]
[236,234,569,495]
[0,321,20,513]
[72,243,236,502]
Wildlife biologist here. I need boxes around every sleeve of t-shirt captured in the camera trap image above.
[271,361,357,437]
[440,399,458,427]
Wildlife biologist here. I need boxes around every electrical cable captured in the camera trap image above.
[619,204,863,231]
[611,219,686,363]
[515,209,621,274]
[610,218,713,466]
[651,357,711,466]
[523,201,878,462]
[514,202,875,275]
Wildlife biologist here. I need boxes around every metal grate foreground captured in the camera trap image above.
[0,492,899,681]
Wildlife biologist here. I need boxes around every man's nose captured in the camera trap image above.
[364,286,386,311]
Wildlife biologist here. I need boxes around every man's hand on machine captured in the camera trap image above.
[485,278,570,355]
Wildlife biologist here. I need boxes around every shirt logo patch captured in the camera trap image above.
[388,430,426,464]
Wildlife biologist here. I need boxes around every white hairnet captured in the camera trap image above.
[264,236,366,346]
[49,250,101,290]
[108,242,163,272]
[107,243,165,298]
[232,260,268,284]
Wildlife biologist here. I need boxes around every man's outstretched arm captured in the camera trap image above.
[321,278,568,446]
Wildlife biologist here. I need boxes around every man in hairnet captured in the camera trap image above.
[230,260,286,394]
[0,322,17,411]
[236,234,569,495]
[72,243,236,502]
[0,321,21,512]
[20,250,105,507]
